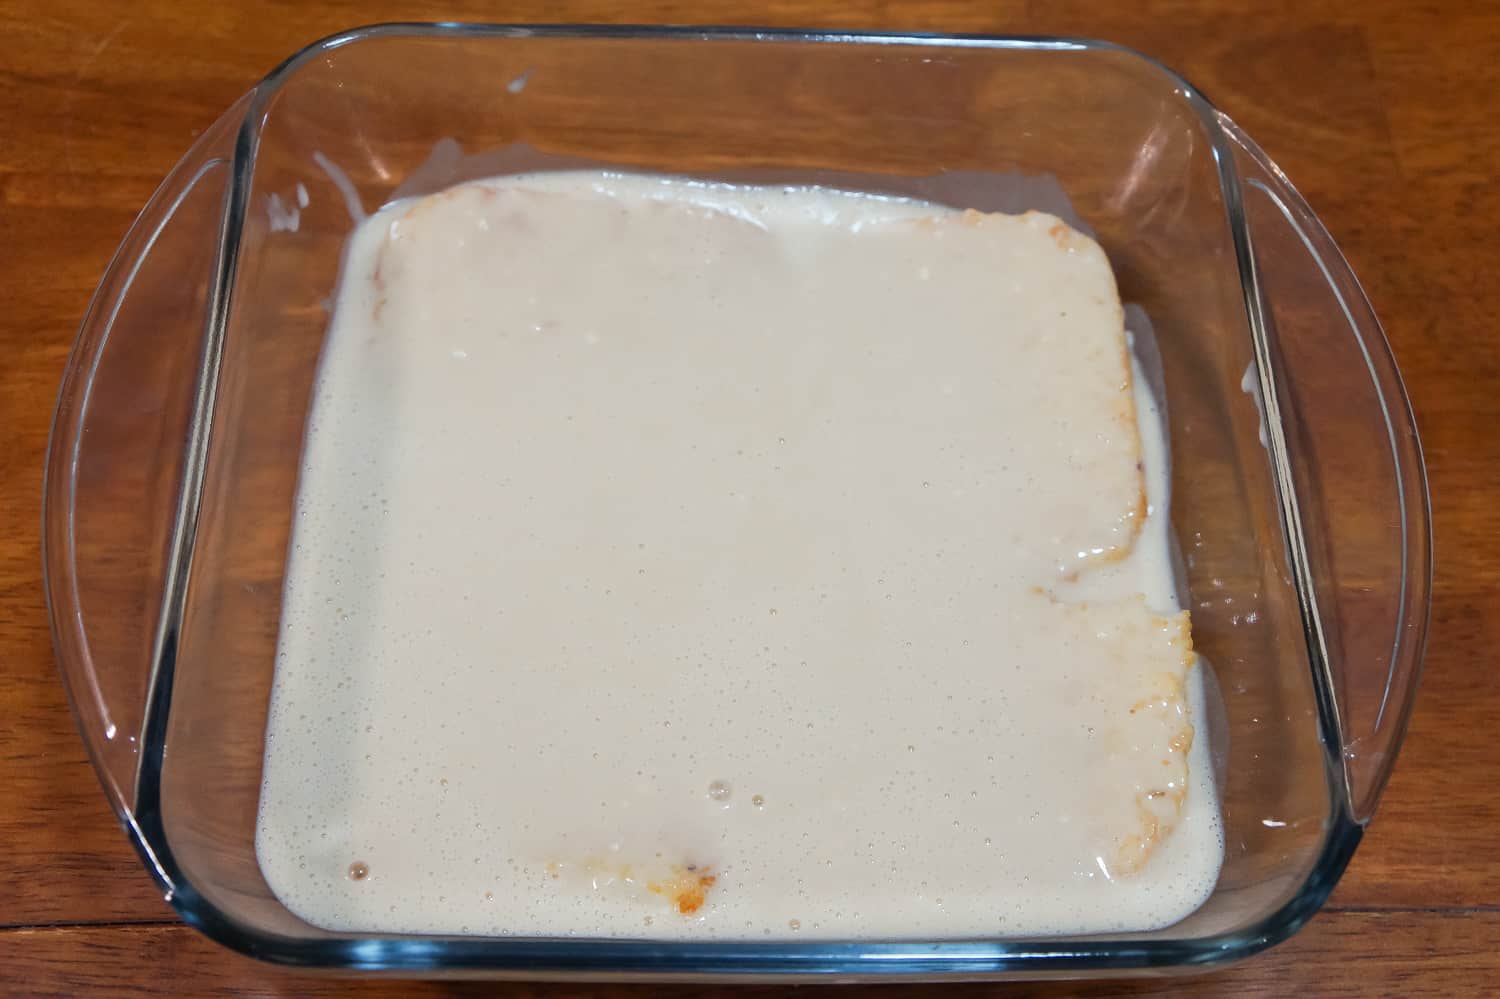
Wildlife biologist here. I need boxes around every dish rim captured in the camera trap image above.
[43,21,1427,978]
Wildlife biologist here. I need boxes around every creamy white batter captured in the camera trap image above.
[256,172,1222,939]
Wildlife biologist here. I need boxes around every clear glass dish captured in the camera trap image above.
[42,23,1431,981]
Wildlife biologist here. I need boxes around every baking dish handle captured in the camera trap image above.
[1218,113,1432,824]
[42,96,249,824]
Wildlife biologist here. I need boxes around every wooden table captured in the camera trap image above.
[3,0,1496,994]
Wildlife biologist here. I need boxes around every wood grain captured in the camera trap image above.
[3,0,1498,993]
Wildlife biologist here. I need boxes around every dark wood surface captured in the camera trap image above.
[2,0,1497,993]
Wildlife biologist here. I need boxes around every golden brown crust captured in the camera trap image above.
[647,865,718,915]
[541,856,718,916]
[1113,610,1195,876]
[1000,211,1147,567]
[1044,596,1196,878]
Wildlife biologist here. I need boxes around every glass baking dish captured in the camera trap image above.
[42,24,1430,981]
